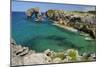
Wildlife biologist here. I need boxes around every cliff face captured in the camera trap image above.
[46,10,96,39]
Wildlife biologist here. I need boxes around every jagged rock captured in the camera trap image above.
[81,53,96,61]
[16,47,29,56]
[23,53,52,65]
[44,49,55,57]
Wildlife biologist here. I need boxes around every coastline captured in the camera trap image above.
[11,39,96,66]
[52,22,78,33]
[52,21,95,41]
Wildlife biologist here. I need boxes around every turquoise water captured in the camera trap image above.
[12,12,96,54]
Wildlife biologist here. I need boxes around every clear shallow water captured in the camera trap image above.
[12,12,96,54]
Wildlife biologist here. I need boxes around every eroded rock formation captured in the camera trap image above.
[25,7,40,19]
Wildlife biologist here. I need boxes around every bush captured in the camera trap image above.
[66,49,79,61]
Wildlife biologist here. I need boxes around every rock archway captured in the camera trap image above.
[25,7,40,19]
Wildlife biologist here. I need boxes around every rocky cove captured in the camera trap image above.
[11,7,96,66]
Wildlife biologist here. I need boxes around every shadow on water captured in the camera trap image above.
[46,35,66,41]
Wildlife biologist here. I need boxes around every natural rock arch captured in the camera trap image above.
[25,7,40,19]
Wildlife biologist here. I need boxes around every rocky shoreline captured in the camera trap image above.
[11,39,96,66]
[46,10,96,39]
[52,22,95,41]
[52,22,78,32]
